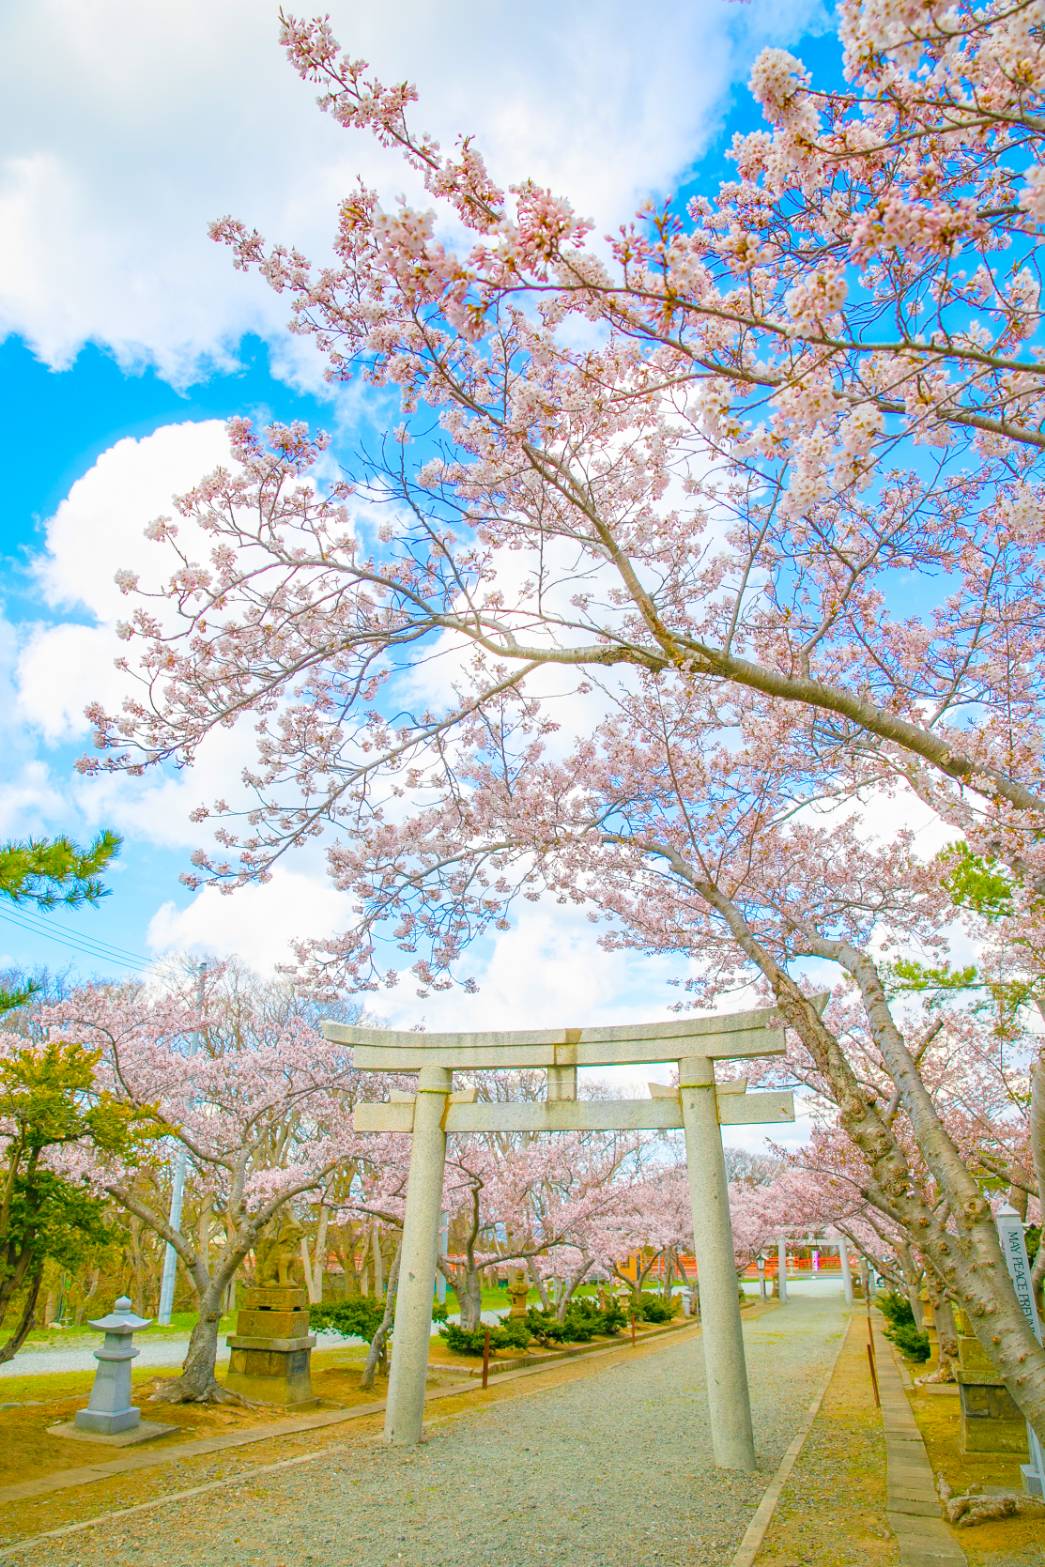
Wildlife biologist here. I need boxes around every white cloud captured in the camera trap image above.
[15,419,279,851]
[147,866,354,975]
[17,420,230,743]
[32,420,230,623]
[0,0,825,385]
[0,761,63,838]
[380,894,692,1092]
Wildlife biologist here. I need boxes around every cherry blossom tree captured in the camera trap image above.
[86,2,1045,976]
[437,1125,643,1329]
[81,0,1045,1432]
[39,968,368,1402]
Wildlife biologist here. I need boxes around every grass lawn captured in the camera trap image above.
[19,1285,532,1348]
[0,1340,376,1494]
[906,1365,1045,1566]
[22,1311,235,1348]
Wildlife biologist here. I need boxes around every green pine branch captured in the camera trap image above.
[0,831,122,912]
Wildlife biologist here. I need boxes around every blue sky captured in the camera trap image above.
[0,0,837,1051]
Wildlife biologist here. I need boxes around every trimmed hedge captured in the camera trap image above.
[439,1318,533,1355]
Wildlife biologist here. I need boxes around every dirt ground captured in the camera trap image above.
[752,1311,900,1567]
[0,1343,380,1491]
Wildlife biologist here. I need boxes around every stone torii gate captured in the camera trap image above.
[322,1003,796,1471]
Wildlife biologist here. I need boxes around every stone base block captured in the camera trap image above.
[50,1419,179,1447]
[958,1379,1029,1457]
[241,1285,306,1312]
[227,1332,316,1353]
[963,1421,1030,1456]
[74,1406,140,1435]
[224,1342,316,1407]
[235,1307,310,1339]
[957,1333,997,1379]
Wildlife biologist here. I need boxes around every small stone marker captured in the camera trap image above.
[224,1284,317,1406]
[51,1296,176,1447]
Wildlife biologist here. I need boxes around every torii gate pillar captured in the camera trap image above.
[680,1056,755,1470]
[837,1236,854,1305]
[777,1234,788,1303]
[385,1065,451,1445]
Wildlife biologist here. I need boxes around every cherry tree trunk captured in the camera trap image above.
[158,1275,240,1404]
[361,1239,402,1392]
[527,1260,550,1311]
[457,1269,483,1331]
[935,1295,958,1382]
[662,1251,675,1299]
[0,1271,42,1366]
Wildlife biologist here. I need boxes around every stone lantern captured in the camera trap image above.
[76,1296,150,1435]
[52,1297,176,1446]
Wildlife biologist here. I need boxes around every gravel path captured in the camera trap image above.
[2,1293,845,1567]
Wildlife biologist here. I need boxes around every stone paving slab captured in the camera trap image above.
[872,1318,967,1567]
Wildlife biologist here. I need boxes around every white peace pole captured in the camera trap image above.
[995,1203,1045,1498]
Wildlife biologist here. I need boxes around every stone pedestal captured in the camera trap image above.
[956,1332,1029,1457]
[225,1285,316,1407]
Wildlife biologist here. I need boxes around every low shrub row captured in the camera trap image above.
[631,1292,680,1324]
[875,1289,931,1363]
[440,1296,635,1355]
[439,1318,534,1355]
[309,1297,385,1343]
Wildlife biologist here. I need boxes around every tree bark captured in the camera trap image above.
[361,1238,402,1391]
[527,1259,550,1311]
[457,1267,483,1331]
[0,1269,42,1366]
[372,1219,385,1299]
[153,1274,242,1405]
[897,1244,924,1330]
[301,1204,329,1306]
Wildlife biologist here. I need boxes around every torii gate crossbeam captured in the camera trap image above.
[323,1003,798,1471]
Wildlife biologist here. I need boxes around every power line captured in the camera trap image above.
[0,906,151,974]
[0,904,150,970]
[0,900,152,967]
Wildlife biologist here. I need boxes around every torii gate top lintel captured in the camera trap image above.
[321,999,798,1071]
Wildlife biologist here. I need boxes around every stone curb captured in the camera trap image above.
[873,1317,968,1567]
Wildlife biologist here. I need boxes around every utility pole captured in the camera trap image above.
[157,960,207,1325]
